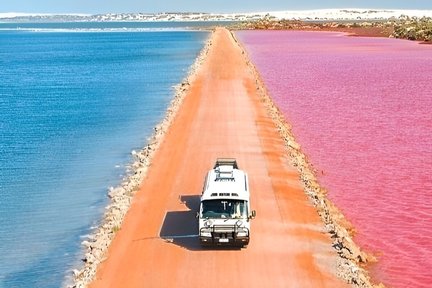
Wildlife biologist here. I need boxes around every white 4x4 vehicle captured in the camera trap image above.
[198,158,256,247]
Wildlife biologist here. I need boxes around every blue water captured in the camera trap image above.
[0,23,208,287]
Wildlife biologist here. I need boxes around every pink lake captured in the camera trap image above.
[237,31,432,287]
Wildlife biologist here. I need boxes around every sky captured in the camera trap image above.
[1,0,431,14]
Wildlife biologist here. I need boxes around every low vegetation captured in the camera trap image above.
[392,16,432,42]
[232,15,432,43]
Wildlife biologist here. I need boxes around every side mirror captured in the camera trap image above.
[196,212,200,219]
[249,210,256,219]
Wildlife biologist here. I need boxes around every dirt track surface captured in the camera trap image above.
[89,28,348,288]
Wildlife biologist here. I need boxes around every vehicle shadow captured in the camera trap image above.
[159,195,241,251]
[159,195,201,251]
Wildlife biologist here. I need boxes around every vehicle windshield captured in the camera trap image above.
[201,199,247,219]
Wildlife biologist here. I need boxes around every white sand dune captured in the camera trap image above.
[1,8,432,21]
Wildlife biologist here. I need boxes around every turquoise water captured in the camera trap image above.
[0,23,208,287]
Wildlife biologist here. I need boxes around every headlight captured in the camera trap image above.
[201,231,212,237]
[235,220,243,227]
[204,220,213,228]
[236,227,248,237]
[200,227,212,237]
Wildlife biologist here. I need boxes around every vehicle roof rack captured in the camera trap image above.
[215,165,235,181]
[213,158,238,169]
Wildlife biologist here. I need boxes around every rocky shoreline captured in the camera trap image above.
[231,31,384,287]
[69,34,212,288]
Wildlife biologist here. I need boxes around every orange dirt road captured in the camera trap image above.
[89,28,348,288]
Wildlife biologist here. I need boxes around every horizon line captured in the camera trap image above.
[2,8,432,15]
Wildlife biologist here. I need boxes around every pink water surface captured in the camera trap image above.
[237,31,432,287]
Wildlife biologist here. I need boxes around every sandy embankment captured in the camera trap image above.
[71,28,380,288]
